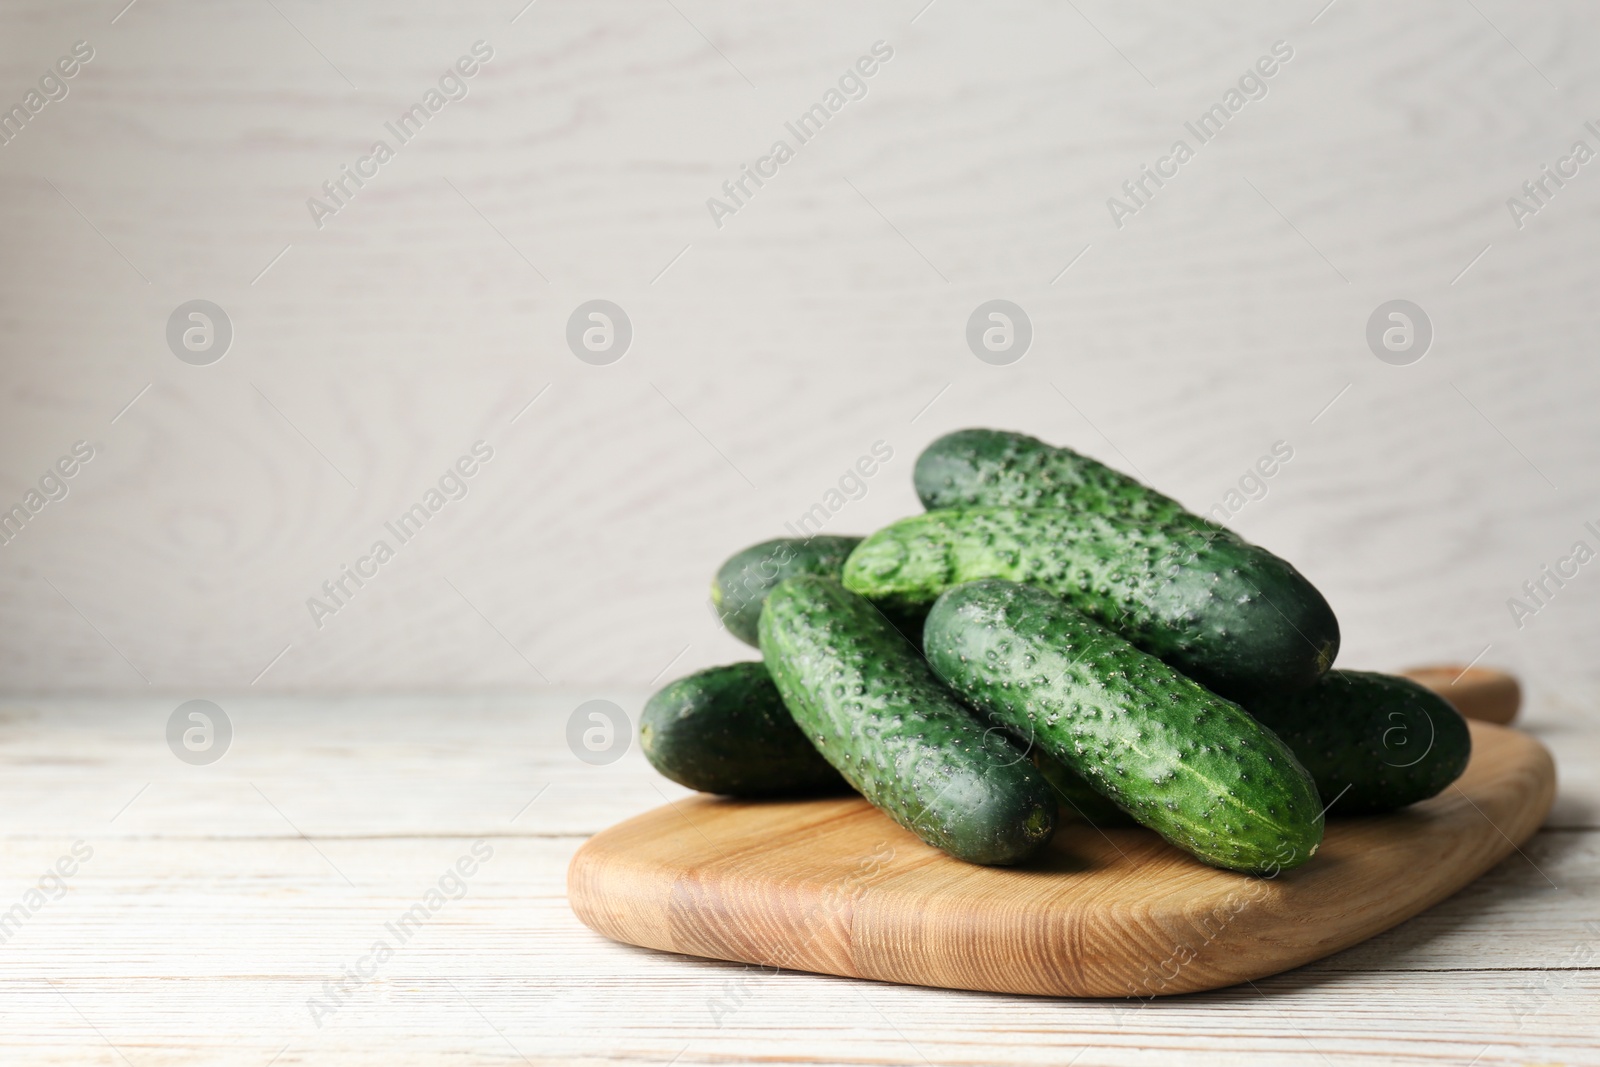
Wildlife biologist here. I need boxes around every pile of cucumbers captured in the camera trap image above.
[641,429,1472,875]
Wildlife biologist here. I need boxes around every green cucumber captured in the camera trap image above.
[916,428,1194,525]
[923,579,1324,874]
[712,536,862,646]
[843,506,1337,700]
[758,575,1056,866]
[1032,669,1474,819]
[712,536,928,647]
[1248,670,1472,816]
[641,662,846,797]
[1034,750,1134,828]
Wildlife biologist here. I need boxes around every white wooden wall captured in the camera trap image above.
[2,0,1597,693]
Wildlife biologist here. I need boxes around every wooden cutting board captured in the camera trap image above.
[568,720,1555,997]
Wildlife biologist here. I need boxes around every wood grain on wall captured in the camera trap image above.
[0,1,1596,692]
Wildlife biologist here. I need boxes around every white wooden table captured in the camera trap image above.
[1,687,1594,1066]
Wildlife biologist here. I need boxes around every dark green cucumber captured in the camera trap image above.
[843,506,1338,700]
[712,536,863,646]
[1034,751,1134,827]
[1248,670,1472,816]
[641,662,846,797]
[924,580,1323,874]
[758,576,1056,866]
[916,428,1196,525]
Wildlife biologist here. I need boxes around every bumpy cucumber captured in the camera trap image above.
[916,428,1195,525]
[844,506,1338,700]
[1249,670,1472,816]
[923,580,1324,874]
[712,536,862,646]
[641,662,846,797]
[759,576,1056,865]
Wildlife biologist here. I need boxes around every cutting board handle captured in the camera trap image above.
[1400,664,1521,725]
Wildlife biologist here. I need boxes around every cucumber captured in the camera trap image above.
[916,428,1193,525]
[1034,750,1134,828]
[712,536,862,646]
[641,662,846,797]
[843,506,1338,700]
[759,575,1056,866]
[1248,670,1472,816]
[923,579,1324,874]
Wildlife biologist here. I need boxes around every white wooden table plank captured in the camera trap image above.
[2,686,1596,839]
